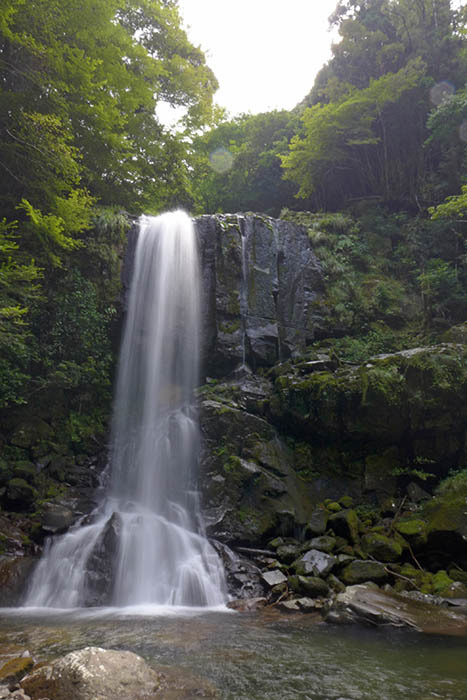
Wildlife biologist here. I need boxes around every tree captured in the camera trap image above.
[284,0,466,210]
[282,60,427,209]
[191,111,299,216]
[0,0,218,217]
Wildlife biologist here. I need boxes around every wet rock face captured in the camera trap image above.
[196,214,324,375]
[81,513,122,606]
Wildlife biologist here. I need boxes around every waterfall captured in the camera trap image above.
[25,211,227,608]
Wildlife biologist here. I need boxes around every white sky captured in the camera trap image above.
[176,0,339,117]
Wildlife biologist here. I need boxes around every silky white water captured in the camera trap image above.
[25,211,226,608]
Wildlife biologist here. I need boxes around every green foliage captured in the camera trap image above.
[282,59,428,208]
[0,0,217,217]
[288,0,466,211]
[0,219,42,406]
[191,110,299,216]
[430,185,467,221]
[418,258,467,325]
[34,269,114,396]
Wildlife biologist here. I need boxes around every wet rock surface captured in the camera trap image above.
[326,584,467,635]
[196,214,324,375]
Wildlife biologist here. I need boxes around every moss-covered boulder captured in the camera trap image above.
[288,574,329,598]
[328,509,360,544]
[308,535,337,553]
[395,518,428,551]
[361,532,403,562]
[6,478,38,509]
[422,476,467,568]
[276,543,303,564]
[340,560,388,585]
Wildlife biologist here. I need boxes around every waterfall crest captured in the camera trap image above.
[25,211,226,608]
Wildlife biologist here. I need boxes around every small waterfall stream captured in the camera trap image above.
[25,211,227,608]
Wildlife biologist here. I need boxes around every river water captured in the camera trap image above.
[1,608,466,699]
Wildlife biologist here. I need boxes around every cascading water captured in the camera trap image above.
[25,211,227,608]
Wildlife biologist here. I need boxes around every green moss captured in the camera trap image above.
[0,657,34,683]
[432,569,454,595]
[395,519,427,538]
[327,501,342,513]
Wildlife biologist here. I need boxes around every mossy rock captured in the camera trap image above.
[276,543,303,564]
[288,574,329,598]
[340,560,388,585]
[400,563,434,593]
[327,501,342,513]
[361,532,403,563]
[6,478,38,508]
[328,508,360,544]
[449,569,467,586]
[10,418,53,449]
[0,656,34,683]
[339,495,354,508]
[13,461,37,483]
[305,505,329,536]
[395,518,428,550]
[308,535,337,553]
[432,570,455,596]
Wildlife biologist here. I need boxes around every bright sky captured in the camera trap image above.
[177,0,339,117]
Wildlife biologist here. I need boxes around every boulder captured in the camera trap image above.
[288,574,329,598]
[81,513,122,605]
[6,479,37,509]
[276,543,303,564]
[306,506,329,536]
[361,533,403,562]
[21,646,218,700]
[40,503,75,534]
[0,556,35,605]
[293,549,336,578]
[308,535,336,553]
[261,569,287,587]
[395,518,428,551]
[328,509,360,544]
[339,560,388,585]
[326,584,467,635]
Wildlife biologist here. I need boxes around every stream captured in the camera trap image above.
[1,607,467,699]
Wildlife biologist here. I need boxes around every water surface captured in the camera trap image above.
[1,608,466,699]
